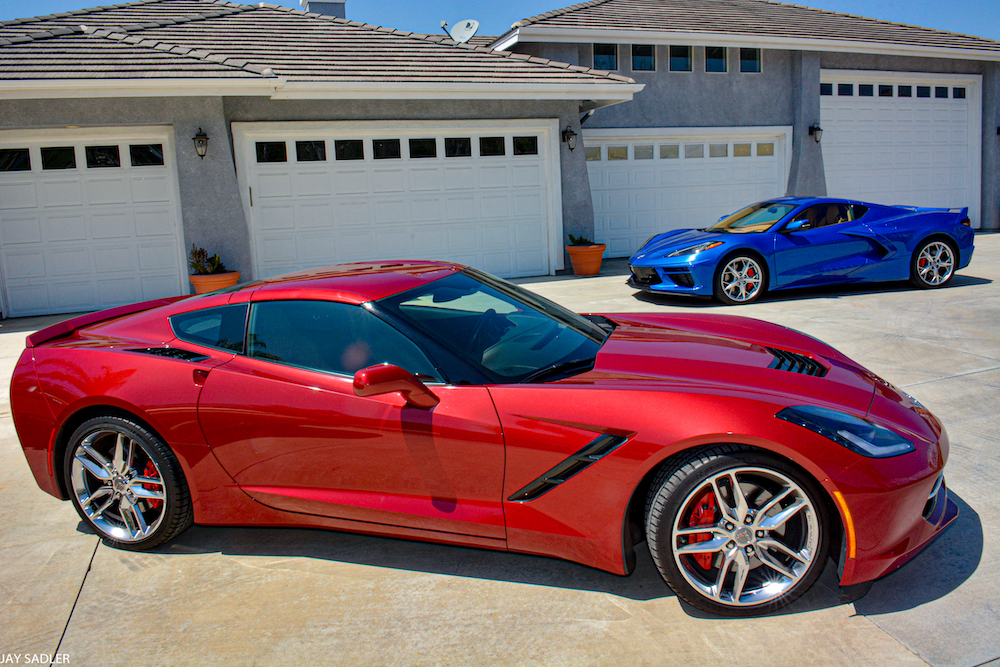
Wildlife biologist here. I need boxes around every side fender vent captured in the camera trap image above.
[766,347,827,377]
[508,434,628,502]
[128,347,210,363]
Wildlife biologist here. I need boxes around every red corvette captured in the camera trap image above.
[11,261,956,616]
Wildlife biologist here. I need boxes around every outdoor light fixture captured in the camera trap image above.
[562,126,578,151]
[808,123,823,143]
[192,128,209,159]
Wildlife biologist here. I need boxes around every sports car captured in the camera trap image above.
[627,197,975,304]
[12,261,957,616]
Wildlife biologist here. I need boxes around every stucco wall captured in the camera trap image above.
[223,97,597,258]
[0,96,252,278]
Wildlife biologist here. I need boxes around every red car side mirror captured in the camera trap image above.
[353,364,439,409]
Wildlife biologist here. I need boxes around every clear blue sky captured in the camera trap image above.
[2,0,998,42]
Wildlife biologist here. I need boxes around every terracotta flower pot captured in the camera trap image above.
[189,271,241,294]
[566,243,607,277]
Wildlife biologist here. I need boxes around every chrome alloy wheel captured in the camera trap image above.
[670,467,819,607]
[916,241,955,286]
[70,429,167,542]
[720,257,764,303]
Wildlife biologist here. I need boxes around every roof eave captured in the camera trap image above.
[0,78,282,99]
[510,26,1000,62]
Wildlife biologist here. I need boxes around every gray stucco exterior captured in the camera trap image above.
[512,40,1000,230]
[0,96,594,280]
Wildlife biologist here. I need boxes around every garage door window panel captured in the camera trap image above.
[953,87,966,99]
[513,137,538,156]
[684,144,704,159]
[296,141,327,162]
[335,140,364,161]
[41,147,76,170]
[634,145,654,160]
[838,84,854,96]
[917,86,931,98]
[585,146,601,161]
[0,148,31,172]
[373,139,401,160]
[129,144,164,167]
[247,300,439,380]
[859,84,874,97]
[479,137,505,157]
[256,142,287,163]
[709,144,728,158]
[84,146,121,169]
[898,85,912,97]
[445,138,473,158]
[820,83,833,96]
[409,138,437,159]
[660,144,679,159]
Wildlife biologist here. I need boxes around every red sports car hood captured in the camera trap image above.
[586,313,877,415]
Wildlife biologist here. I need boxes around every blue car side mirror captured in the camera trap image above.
[784,220,811,233]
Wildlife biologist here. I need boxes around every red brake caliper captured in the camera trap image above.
[143,461,162,510]
[919,257,928,267]
[687,491,717,570]
[747,267,755,278]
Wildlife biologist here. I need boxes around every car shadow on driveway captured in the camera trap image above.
[108,491,981,618]
[631,274,992,308]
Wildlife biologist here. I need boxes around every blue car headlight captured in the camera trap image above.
[666,240,724,257]
[775,405,915,458]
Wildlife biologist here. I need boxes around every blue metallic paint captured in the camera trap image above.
[627,197,975,298]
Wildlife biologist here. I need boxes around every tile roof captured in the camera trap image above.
[510,0,1000,55]
[0,0,637,85]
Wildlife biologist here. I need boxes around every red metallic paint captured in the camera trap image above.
[10,260,955,591]
[354,364,441,409]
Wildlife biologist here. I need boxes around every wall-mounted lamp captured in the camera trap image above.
[562,126,578,151]
[808,123,823,144]
[192,128,209,159]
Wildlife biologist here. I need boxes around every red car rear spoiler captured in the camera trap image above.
[25,295,191,348]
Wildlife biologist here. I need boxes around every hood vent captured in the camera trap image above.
[766,347,827,377]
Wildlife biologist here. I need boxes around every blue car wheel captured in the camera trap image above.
[910,238,957,289]
[714,254,767,305]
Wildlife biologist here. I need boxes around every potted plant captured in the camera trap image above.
[565,234,607,277]
[188,245,241,294]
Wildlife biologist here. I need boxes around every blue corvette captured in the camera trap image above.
[627,197,975,305]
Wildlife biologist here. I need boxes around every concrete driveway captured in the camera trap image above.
[1,236,998,667]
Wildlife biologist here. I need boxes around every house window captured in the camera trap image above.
[917,86,931,98]
[373,139,401,159]
[607,146,628,160]
[41,147,76,170]
[757,142,774,156]
[585,146,601,161]
[634,145,654,160]
[445,138,472,158]
[859,84,873,97]
[739,48,761,73]
[879,85,893,97]
[838,83,854,96]
[935,86,949,99]
[335,140,364,161]
[480,137,505,156]
[709,144,728,158]
[668,45,691,72]
[513,136,538,156]
[85,145,121,168]
[256,142,287,163]
[705,46,726,73]
[659,144,679,159]
[296,140,326,162]
[820,83,833,95]
[632,44,655,71]
[130,144,164,166]
[953,87,966,99]
[593,44,617,70]
[409,139,437,158]
[684,144,704,159]
[0,148,30,171]
[734,143,751,157]
[898,85,912,97]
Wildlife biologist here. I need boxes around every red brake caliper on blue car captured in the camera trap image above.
[143,461,163,510]
[687,491,717,570]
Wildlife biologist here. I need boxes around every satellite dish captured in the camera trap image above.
[448,19,480,44]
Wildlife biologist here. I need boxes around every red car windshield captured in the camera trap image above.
[378,269,606,383]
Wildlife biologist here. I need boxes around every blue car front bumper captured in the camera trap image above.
[627,258,718,297]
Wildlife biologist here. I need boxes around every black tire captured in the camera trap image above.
[64,414,192,551]
[645,446,830,616]
[910,237,957,289]
[713,254,767,305]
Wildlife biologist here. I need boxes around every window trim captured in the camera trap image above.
[592,43,618,71]
[739,47,762,74]
[631,43,656,72]
[704,46,727,73]
[668,45,692,73]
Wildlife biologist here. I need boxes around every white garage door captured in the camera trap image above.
[583,128,791,258]
[0,127,186,318]
[821,70,982,226]
[232,121,562,280]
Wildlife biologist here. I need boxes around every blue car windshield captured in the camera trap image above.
[708,202,798,233]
